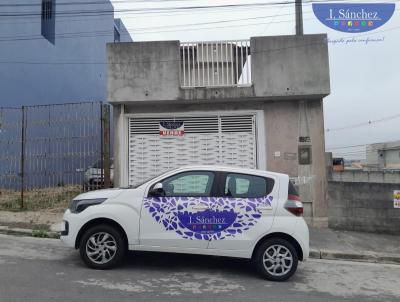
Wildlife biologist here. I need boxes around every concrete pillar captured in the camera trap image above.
[112,104,127,187]
[309,100,328,227]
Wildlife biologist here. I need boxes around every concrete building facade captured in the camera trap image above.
[366,141,400,170]
[0,0,132,106]
[107,34,331,226]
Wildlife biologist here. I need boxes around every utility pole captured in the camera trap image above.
[295,0,303,35]
[20,106,26,209]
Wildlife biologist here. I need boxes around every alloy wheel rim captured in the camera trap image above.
[262,244,293,276]
[86,232,117,264]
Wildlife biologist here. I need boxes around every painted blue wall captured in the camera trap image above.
[0,0,132,107]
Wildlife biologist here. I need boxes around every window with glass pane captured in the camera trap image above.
[162,171,214,197]
[225,173,274,198]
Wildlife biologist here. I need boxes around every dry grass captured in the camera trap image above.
[0,185,82,211]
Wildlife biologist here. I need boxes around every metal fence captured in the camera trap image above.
[0,102,111,210]
[180,40,251,88]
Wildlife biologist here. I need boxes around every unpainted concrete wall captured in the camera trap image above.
[107,41,181,103]
[251,34,330,98]
[328,181,400,234]
[331,171,400,183]
[107,34,330,104]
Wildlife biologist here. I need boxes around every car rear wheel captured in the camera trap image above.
[79,224,126,269]
[253,238,298,281]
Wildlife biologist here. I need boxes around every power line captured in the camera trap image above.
[0,4,397,41]
[1,0,390,17]
[0,1,398,37]
[0,0,387,8]
[0,0,201,6]
[328,142,397,151]
[326,113,400,133]
[0,25,397,64]
[0,0,391,22]
[0,3,286,23]
[1,8,398,41]
[0,1,313,17]
[131,17,312,34]
[0,0,334,8]
[328,143,400,151]
[260,0,290,34]
[330,148,400,158]
[0,21,397,61]
[327,141,400,160]
[0,34,362,63]
[326,143,367,150]
[0,17,318,41]
[0,13,306,40]
[0,5,287,25]
[130,3,400,33]
[124,13,297,31]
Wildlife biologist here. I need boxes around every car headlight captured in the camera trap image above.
[69,198,107,213]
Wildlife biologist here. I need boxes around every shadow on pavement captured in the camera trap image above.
[121,250,257,278]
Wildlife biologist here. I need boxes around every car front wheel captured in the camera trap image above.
[79,224,126,269]
[253,238,298,281]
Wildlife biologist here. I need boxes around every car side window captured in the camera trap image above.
[159,171,215,197]
[224,173,274,198]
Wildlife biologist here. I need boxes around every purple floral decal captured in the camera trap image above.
[143,196,273,241]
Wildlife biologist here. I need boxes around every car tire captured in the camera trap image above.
[253,238,298,282]
[79,224,126,269]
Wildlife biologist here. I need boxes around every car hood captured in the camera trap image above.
[73,188,124,200]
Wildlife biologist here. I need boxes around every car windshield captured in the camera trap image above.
[91,159,114,169]
[91,160,102,169]
[127,168,177,189]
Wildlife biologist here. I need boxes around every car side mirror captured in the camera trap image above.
[149,182,165,197]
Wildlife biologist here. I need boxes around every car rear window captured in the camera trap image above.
[224,173,275,198]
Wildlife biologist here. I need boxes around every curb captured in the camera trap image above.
[0,225,59,239]
[309,248,400,265]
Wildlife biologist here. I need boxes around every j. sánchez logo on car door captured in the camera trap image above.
[144,196,273,241]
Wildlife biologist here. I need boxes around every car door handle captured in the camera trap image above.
[257,206,272,211]
[192,205,209,210]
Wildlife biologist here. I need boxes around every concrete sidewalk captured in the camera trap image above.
[309,227,400,264]
[0,222,399,264]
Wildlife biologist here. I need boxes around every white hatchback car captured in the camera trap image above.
[61,165,309,281]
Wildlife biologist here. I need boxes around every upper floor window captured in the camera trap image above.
[42,0,53,20]
[41,0,55,44]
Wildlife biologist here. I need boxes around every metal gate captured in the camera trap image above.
[128,114,257,186]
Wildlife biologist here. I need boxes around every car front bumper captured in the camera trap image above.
[60,209,81,248]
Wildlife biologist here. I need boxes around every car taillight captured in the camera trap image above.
[284,195,303,216]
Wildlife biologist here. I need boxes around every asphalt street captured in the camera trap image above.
[0,234,399,302]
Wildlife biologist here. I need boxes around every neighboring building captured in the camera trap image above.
[107,35,331,226]
[0,1,132,191]
[0,0,132,106]
[366,140,400,170]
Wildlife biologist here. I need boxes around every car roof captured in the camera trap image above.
[170,165,287,179]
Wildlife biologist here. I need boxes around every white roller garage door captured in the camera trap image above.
[128,114,257,186]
